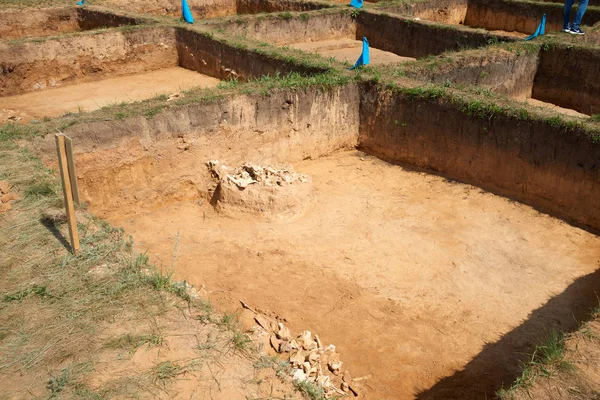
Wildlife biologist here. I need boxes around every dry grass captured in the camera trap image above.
[0,140,296,398]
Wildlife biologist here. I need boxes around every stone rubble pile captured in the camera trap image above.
[208,161,308,189]
[246,303,367,398]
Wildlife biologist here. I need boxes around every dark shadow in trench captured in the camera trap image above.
[40,217,72,252]
[415,268,600,399]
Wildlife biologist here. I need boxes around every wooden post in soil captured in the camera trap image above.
[64,136,80,206]
[55,133,80,254]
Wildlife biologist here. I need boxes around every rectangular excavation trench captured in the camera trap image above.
[210,9,515,66]
[99,0,330,20]
[377,0,600,36]
[0,26,328,121]
[41,82,600,399]
[406,43,600,116]
[0,7,144,42]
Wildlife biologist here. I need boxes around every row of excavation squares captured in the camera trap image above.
[1,0,600,398]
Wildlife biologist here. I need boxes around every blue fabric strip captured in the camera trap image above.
[525,14,546,41]
[349,0,363,9]
[350,37,370,70]
[183,0,194,24]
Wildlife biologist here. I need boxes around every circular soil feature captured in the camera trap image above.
[208,161,313,221]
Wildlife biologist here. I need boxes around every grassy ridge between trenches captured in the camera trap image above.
[348,61,600,143]
[390,82,600,143]
[0,0,71,7]
[385,40,541,79]
[0,138,303,398]
[387,37,600,83]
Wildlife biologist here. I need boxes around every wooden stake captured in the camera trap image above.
[64,136,80,206]
[55,134,80,254]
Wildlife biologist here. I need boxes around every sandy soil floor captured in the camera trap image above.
[289,39,416,65]
[0,67,219,120]
[97,150,600,399]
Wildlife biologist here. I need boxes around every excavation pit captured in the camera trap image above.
[0,7,143,42]
[100,0,330,20]
[0,26,328,120]
[378,0,600,37]
[73,148,600,399]
[48,80,600,398]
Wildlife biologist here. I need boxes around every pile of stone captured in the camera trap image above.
[208,161,308,190]
[245,302,366,398]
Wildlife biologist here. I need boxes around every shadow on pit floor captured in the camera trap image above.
[415,268,600,399]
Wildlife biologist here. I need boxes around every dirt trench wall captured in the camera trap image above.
[0,27,177,97]
[356,11,513,59]
[208,12,355,45]
[99,0,236,18]
[413,0,468,24]
[192,0,236,18]
[465,0,600,33]
[97,0,327,19]
[236,0,328,14]
[48,85,360,215]
[359,83,600,231]
[0,7,79,42]
[411,48,540,99]
[175,28,329,81]
[77,8,144,30]
[379,0,469,25]
[532,45,600,115]
[0,7,144,43]
[465,0,562,33]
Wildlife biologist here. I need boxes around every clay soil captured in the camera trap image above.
[89,150,600,399]
[0,67,219,121]
[290,39,416,65]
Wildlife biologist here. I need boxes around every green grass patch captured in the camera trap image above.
[0,123,39,142]
[3,284,52,302]
[497,329,575,399]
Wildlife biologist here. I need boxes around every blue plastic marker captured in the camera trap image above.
[350,37,370,70]
[525,14,546,41]
[349,0,363,8]
[182,0,194,24]
[76,0,84,5]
